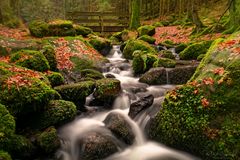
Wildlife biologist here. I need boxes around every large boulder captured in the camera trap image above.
[139,67,167,85]
[54,81,95,108]
[123,39,156,59]
[149,35,240,159]
[41,45,58,71]
[0,62,58,116]
[88,35,111,56]
[74,25,93,37]
[48,20,76,37]
[137,35,156,44]
[93,78,121,107]
[137,25,156,36]
[44,71,64,87]
[28,20,49,38]
[77,131,119,160]
[129,95,154,119]
[104,112,135,145]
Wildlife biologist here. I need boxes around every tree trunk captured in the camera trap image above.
[129,0,141,29]
[229,0,240,30]
[188,0,204,32]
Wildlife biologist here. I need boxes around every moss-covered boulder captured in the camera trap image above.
[123,39,156,59]
[179,41,212,60]
[36,126,60,154]
[137,25,156,36]
[88,35,111,56]
[54,81,95,108]
[32,100,77,130]
[41,45,58,71]
[48,20,76,37]
[10,50,50,72]
[74,25,93,37]
[0,62,58,116]
[28,20,49,38]
[0,151,12,160]
[159,40,175,49]
[132,51,158,74]
[149,35,240,159]
[80,69,104,80]
[175,43,188,53]
[138,35,156,44]
[44,71,64,87]
[93,79,121,106]
[158,50,175,59]
[153,58,176,68]
[121,29,138,42]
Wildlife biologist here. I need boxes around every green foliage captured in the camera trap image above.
[137,35,156,44]
[0,151,12,160]
[54,81,95,107]
[34,100,77,130]
[179,41,213,60]
[45,71,64,87]
[0,104,15,139]
[123,39,156,59]
[80,69,104,80]
[137,25,156,36]
[41,45,58,71]
[197,54,205,61]
[74,25,93,37]
[153,58,176,68]
[36,126,60,153]
[0,62,58,116]
[10,50,50,72]
[28,20,49,38]
[94,78,121,100]
[153,22,164,27]
[132,50,158,74]
[159,50,175,59]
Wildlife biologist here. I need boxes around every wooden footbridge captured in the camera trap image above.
[66,0,160,32]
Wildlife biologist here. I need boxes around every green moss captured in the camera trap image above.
[34,100,77,130]
[94,78,121,101]
[138,35,156,44]
[197,54,205,61]
[153,58,176,68]
[159,40,175,48]
[137,25,156,36]
[0,62,58,116]
[123,39,156,59]
[159,50,175,59]
[129,0,141,29]
[153,22,164,27]
[28,20,49,38]
[175,43,188,53]
[0,151,12,160]
[80,69,104,80]
[45,71,64,87]
[74,25,93,37]
[132,50,158,74]
[179,41,213,60]
[10,50,50,72]
[41,45,57,71]
[54,81,95,107]
[0,104,15,139]
[88,36,111,52]
[36,126,60,153]
[48,20,76,37]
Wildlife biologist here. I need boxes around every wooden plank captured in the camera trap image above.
[71,18,129,24]
[87,26,128,32]
[67,11,129,17]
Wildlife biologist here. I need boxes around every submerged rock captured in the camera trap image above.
[77,132,119,160]
[104,112,135,145]
[129,95,154,119]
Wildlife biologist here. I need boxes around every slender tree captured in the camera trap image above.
[228,0,240,31]
[129,0,141,29]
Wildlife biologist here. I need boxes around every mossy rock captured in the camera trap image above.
[159,50,175,59]
[197,54,205,61]
[138,35,156,44]
[175,43,188,53]
[0,104,15,139]
[137,25,156,36]
[159,40,175,48]
[33,100,77,130]
[179,41,213,60]
[0,151,12,160]
[54,81,95,108]
[80,69,104,80]
[111,32,122,42]
[0,62,58,116]
[132,50,158,74]
[44,71,64,87]
[149,35,240,159]
[121,29,138,42]
[88,35,111,55]
[74,25,93,37]
[153,22,164,27]
[48,20,76,37]
[0,134,34,159]
[123,39,156,59]
[36,126,60,154]
[93,78,121,102]
[28,20,49,38]
[41,45,58,71]
[153,58,176,68]
[10,50,50,72]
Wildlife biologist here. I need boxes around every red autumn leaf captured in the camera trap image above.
[213,67,225,76]
[201,98,210,108]
[203,77,214,85]
[193,89,199,95]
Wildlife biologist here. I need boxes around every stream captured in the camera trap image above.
[57,45,199,160]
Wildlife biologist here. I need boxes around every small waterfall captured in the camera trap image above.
[58,45,199,160]
[166,68,170,84]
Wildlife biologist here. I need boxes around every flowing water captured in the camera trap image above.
[57,45,199,160]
